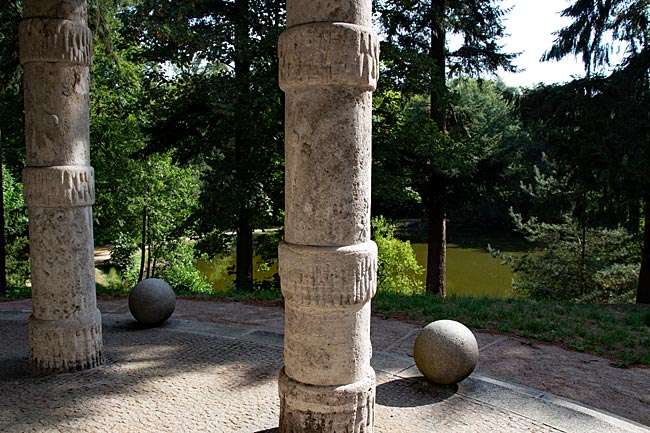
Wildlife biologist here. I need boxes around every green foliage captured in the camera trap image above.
[372,79,526,226]
[121,0,286,291]
[137,154,202,273]
[495,212,639,303]
[2,165,30,288]
[533,0,650,303]
[252,229,282,291]
[210,286,283,303]
[544,0,649,76]
[0,0,26,179]
[86,0,206,291]
[95,267,126,295]
[371,89,423,217]
[110,233,137,275]
[374,0,516,96]
[100,242,212,295]
[154,243,212,295]
[519,45,650,303]
[372,216,424,294]
[0,0,21,86]
[374,0,517,295]
[89,5,156,247]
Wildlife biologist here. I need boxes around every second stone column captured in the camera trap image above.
[20,0,102,373]
[277,1,379,431]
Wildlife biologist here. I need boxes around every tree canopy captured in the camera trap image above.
[374,0,516,295]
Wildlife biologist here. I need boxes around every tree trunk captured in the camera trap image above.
[627,198,641,233]
[430,0,447,133]
[232,0,254,291]
[0,130,6,295]
[637,196,650,304]
[236,214,253,291]
[138,206,147,282]
[146,213,152,279]
[426,197,446,296]
[580,223,587,296]
[424,0,447,297]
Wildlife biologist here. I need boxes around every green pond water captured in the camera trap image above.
[197,237,520,298]
[410,243,513,298]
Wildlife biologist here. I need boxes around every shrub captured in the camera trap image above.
[154,242,212,294]
[495,212,639,303]
[2,165,30,289]
[372,216,424,294]
[110,232,137,275]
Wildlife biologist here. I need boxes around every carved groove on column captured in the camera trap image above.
[19,18,92,65]
[28,309,103,373]
[279,368,375,433]
[279,241,377,307]
[23,166,95,207]
[278,23,379,91]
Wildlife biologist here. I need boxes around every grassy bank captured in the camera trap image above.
[373,291,650,367]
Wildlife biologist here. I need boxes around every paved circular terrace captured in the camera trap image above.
[0,301,648,433]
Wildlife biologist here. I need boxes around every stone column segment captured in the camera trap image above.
[278,1,379,431]
[20,0,102,373]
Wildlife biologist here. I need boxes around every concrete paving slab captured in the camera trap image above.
[1,309,648,433]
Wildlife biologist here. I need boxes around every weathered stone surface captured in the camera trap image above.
[29,309,102,373]
[283,87,372,246]
[284,303,372,386]
[23,0,87,21]
[21,0,101,374]
[23,63,90,167]
[279,368,375,433]
[278,23,379,91]
[28,206,96,317]
[23,166,94,207]
[279,241,377,307]
[279,0,378,430]
[129,278,176,325]
[414,320,479,385]
[286,0,372,27]
[19,18,92,65]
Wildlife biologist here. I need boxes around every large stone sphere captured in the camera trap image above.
[413,319,479,385]
[128,278,176,325]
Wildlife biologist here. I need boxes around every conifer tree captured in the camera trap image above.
[374,0,516,295]
[540,0,650,303]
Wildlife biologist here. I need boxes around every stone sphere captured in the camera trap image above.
[128,278,176,325]
[413,320,479,385]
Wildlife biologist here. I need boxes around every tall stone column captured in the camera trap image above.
[277,1,379,431]
[20,0,102,373]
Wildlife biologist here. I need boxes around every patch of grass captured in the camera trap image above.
[94,267,133,296]
[95,267,127,293]
[0,285,32,300]
[209,287,283,304]
[373,290,650,367]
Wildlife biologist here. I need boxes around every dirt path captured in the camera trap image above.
[94,245,112,264]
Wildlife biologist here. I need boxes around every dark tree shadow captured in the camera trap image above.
[0,317,284,430]
[376,377,457,408]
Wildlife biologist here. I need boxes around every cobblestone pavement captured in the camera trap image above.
[0,301,648,433]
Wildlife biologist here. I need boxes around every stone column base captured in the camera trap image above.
[29,308,103,373]
[279,367,375,433]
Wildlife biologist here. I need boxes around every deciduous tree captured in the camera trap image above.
[121,0,285,291]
